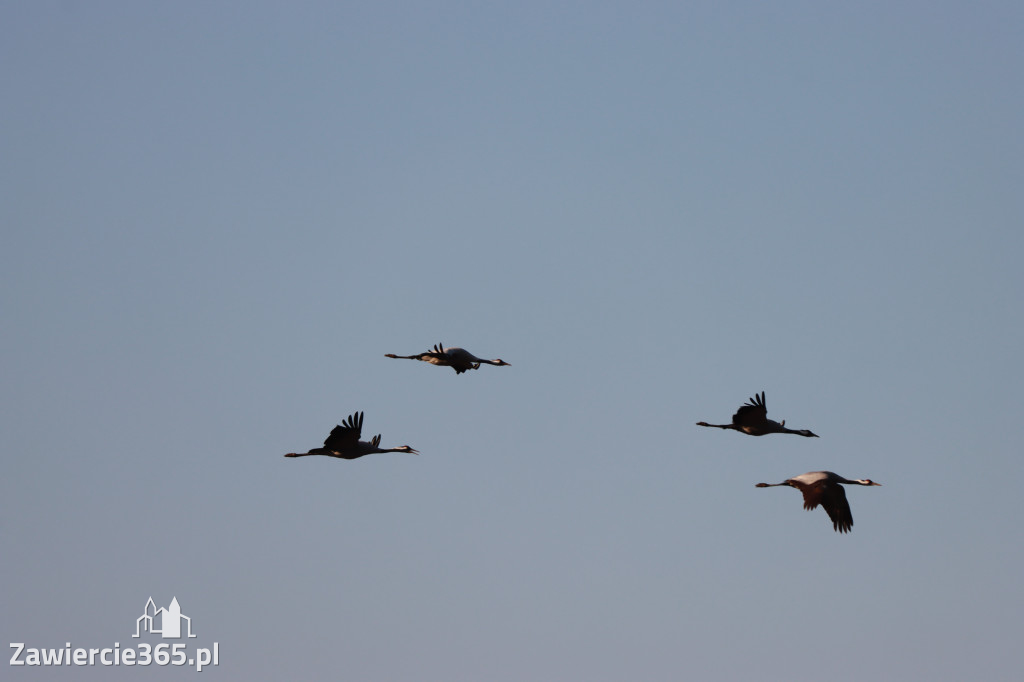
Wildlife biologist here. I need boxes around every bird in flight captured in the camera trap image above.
[697,391,818,437]
[284,411,418,460]
[385,342,510,375]
[755,471,881,533]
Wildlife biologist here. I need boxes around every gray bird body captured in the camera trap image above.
[284,411,418,460]
[697,391,818,437]
[756,471,881,533]
[386,342,510,374]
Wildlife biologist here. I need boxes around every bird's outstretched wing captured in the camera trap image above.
[806,482,853,533]
[405,342,449,361]
[324,411,363,449]
[799,480,824,511]
[423,342,449,358]
[732,391,768,427]
[385,343,447,362]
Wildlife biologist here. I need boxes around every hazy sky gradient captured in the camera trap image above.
[3,2,1022,680]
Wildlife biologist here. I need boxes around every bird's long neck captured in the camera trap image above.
[365,446,416,454]
[780,426,817,437]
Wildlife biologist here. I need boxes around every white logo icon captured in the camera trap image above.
[133,597,196,639]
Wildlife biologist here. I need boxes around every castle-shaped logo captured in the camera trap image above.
[133,597,197,639]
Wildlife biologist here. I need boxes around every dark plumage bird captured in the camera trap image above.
[696,391,819,437]
[284,412,418,460]
[755,471,881,533]
[385,342,510,375]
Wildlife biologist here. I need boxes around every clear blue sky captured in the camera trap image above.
[3,2,1022,680]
